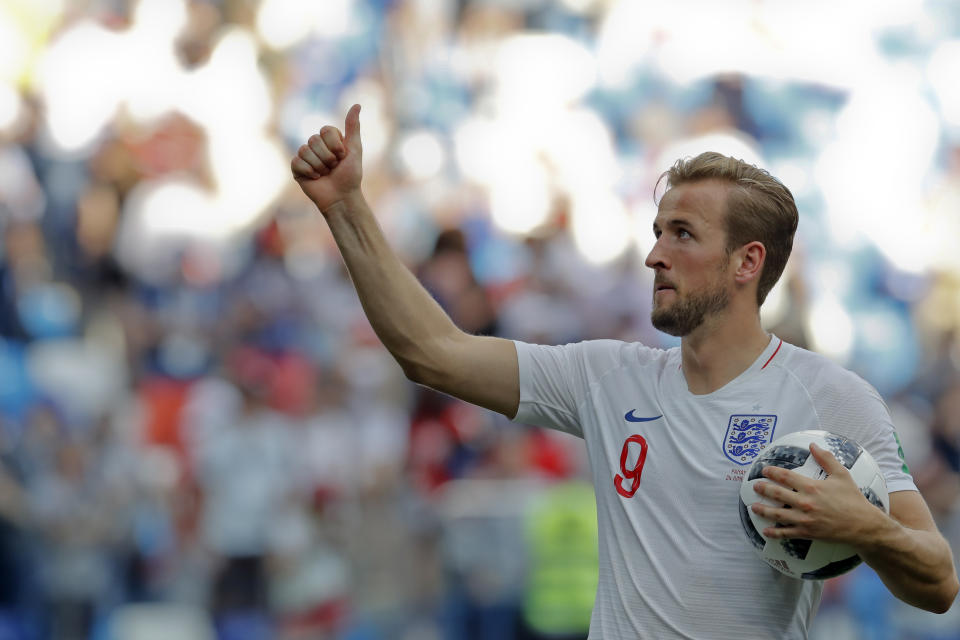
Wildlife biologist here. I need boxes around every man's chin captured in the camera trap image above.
[650,281,730,337]
[651,311,693,337]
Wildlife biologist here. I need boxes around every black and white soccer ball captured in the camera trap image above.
[739,429,889,580]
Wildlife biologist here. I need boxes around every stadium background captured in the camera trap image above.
[0,0,959,638]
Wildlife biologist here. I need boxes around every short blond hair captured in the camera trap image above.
[657,152,798,305]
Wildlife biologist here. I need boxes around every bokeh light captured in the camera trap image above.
[0,82,24,134]
[807,295,855,364]
[397,129,446,180]
[37,19,122,153]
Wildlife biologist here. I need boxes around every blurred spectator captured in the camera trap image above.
[192,366,296,627]
[520,481,597,640]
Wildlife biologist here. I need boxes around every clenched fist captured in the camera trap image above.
[291,104,363,212]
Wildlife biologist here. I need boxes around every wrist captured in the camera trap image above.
[854,506,900,554]
[320,189,366,218]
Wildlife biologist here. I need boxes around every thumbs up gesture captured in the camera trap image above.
[291,104,363,213]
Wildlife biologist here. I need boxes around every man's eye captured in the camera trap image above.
[678,229,691,239]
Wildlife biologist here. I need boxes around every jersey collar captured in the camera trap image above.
[672,334,784,398]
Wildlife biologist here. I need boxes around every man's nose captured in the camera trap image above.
[645,240,669,270]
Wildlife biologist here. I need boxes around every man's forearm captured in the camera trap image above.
[320,190,461,379]
[858,514,958,613]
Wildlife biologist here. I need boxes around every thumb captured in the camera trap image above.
[344,104,362,153]
[810,442,846,476]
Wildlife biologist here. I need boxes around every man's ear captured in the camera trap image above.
[734,241,765,285]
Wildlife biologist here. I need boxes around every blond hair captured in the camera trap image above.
[657,152,798,305]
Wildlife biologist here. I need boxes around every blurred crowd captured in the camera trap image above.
[1,0,960,639]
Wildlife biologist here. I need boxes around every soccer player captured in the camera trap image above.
[291,105,959,639]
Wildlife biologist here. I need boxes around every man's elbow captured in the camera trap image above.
[399,359,423,384]
[396,336,459,389]
[399,358,443,390]
[401,364,437,391]
[932,575,960,614]
[388,343,433,384]
[920,574,960,614]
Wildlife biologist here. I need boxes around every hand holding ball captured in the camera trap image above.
[739,430,889,580]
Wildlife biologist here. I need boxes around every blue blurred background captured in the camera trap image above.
[0,0,959,638]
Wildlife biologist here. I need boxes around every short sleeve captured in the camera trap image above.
[814,372,917,494]
[512,339,627,438]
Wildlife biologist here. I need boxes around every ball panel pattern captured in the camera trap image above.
[823,433,862,469]
[739,497,766,551]
[801,554,863,580]
[739,430,889,580]
[747,445,810,481]
[861,486,885,510]
[780,536,812,561]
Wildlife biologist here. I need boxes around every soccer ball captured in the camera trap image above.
[738,429,889,580]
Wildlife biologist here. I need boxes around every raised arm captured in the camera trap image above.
[290,105,519,418]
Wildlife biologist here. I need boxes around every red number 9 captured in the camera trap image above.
[614,434,648,498]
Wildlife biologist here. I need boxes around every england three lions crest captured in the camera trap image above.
[723,415,777,465]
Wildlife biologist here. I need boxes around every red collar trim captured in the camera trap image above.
[760,338,783,370]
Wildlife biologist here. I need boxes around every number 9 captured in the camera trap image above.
[614,434,648,498]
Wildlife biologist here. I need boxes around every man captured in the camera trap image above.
[290,105,958,639]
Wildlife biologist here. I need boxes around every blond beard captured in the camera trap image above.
[651,279,731,337]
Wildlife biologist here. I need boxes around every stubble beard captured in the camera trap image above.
[651,279,731,337]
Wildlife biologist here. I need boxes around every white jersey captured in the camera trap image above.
[512,335,916,640]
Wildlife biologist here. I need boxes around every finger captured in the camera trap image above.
[752,502,808,527]
[320,125,347,160]
[298,144,330,175]
[753,481,801,508]
[810,443,847,475]
[307,133,339,169]
[291,156,322,180]
[344,103,362,154]
[762,525,807,539]
[761,466,813,492]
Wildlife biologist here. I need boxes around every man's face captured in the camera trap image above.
[645,179,734,337]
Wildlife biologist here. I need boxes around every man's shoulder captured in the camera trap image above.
[773,342,898,444]
[578,338,674,369]
[517,338,676,389]
[520,338,674,383]
[775,340,874,395]
[531,337,670,357]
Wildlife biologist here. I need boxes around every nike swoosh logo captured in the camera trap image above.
[624,410,663,423]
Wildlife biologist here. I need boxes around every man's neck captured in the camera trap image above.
[679,312,771,395]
